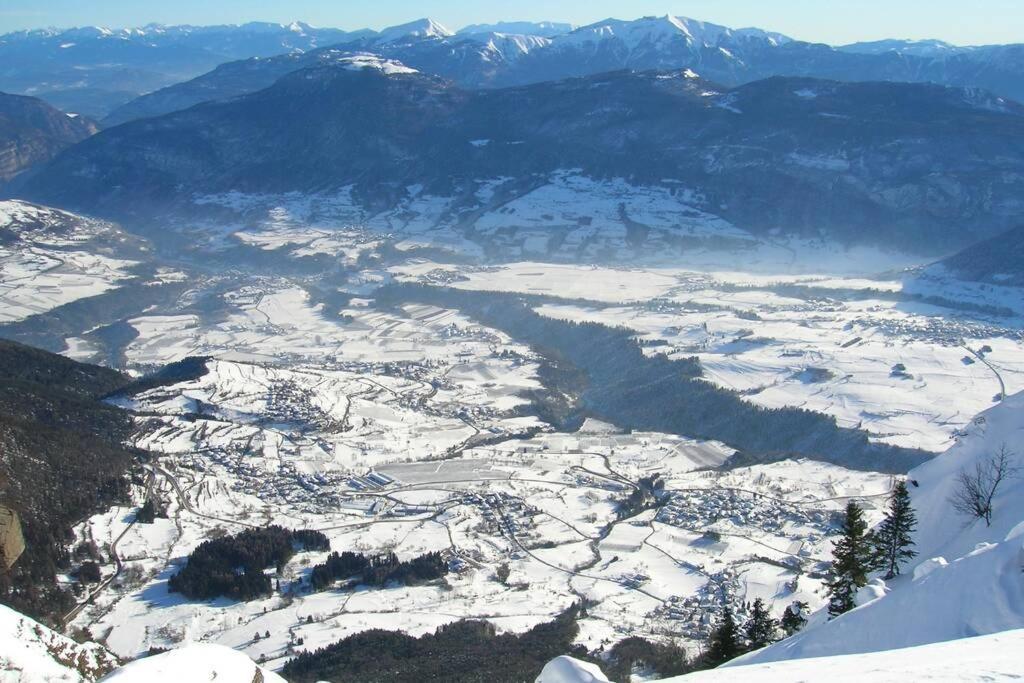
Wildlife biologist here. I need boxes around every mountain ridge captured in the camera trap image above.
[24,64,1024,254]
[0,92,98,185]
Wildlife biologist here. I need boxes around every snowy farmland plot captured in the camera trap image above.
[8,194,1019,674]
[391,261,1024,452]
[0,201,147,322]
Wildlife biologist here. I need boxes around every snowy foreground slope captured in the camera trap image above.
[679,630,1024,682]
[100,643,285,682]
[0,601,284,683]
[734,390,1024,665]
[539,632,1024,682]
[0,603,118,682]
[541,391,1024,681]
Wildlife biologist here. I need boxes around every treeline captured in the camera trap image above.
[310,550,447,591]
[378,284,930,473]
[283,605,587,682]
[168,526,329,601]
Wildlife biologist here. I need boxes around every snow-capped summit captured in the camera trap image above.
[459,32,552,62]
[555,15,790,51]
[333,53,419,75]
[457,21,575,38]
[376,18,454,43]
[840,38,964,57]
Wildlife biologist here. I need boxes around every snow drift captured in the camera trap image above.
[99,643,285,682]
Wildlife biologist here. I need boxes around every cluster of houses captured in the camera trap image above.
[469,491,537,537]
[657,487,820,536]
[656,569,748,641]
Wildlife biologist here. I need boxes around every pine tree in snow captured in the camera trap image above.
[780,601,808,636]
[826,500,873,617]
[705,606,741,666]
[744,598,778,650]
[872,480,918,578]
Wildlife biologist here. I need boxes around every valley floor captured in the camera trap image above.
[1,196,1021,676]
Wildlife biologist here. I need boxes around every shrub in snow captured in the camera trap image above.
[949,444,1020,527]
[912,557,948,581]
[854,578,888,607]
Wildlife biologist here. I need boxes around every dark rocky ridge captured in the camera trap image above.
[0,92,98,184]
[935,225,1024,287]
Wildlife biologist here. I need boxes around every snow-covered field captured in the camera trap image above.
[390,260,1024,452]
[71,360,891,665]
[0,201,144,322]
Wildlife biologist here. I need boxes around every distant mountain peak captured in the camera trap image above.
[456,21,575,38]
[376,18,453,43]
[556,14,791,51]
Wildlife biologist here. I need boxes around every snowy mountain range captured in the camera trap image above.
[3,14,1024,120]
[0,21,367,117]
[92,14,1024,126]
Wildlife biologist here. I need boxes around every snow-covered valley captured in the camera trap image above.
[1,193,1022,681]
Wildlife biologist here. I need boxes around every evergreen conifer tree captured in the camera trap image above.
[744,598,778,650]
[705,606,741,666]
[872,480,918,578]
[826,500,873,617]
[780,601,808,636]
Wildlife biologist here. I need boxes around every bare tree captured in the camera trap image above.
[949,444,1020,526]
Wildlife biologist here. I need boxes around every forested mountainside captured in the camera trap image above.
[933,225,1024,287]
[0,340,139,624]
[23,64,1024,253]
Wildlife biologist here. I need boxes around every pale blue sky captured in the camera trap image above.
[1,0,1021,45]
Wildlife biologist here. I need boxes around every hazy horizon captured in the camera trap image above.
[1,0,1022,46]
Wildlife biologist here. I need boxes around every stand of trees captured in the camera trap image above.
[703,599,782,668]
[168,526,328,601]
[872,481,917,578]
[135,499,169,524]
[616,474,665,518]
[309,550,447,592]
[704,606,742,667]
[282,605,587,683]
[604,637,692,680]
[826,501,873,617]
[827,484,921,617]
[780,601,808,636]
